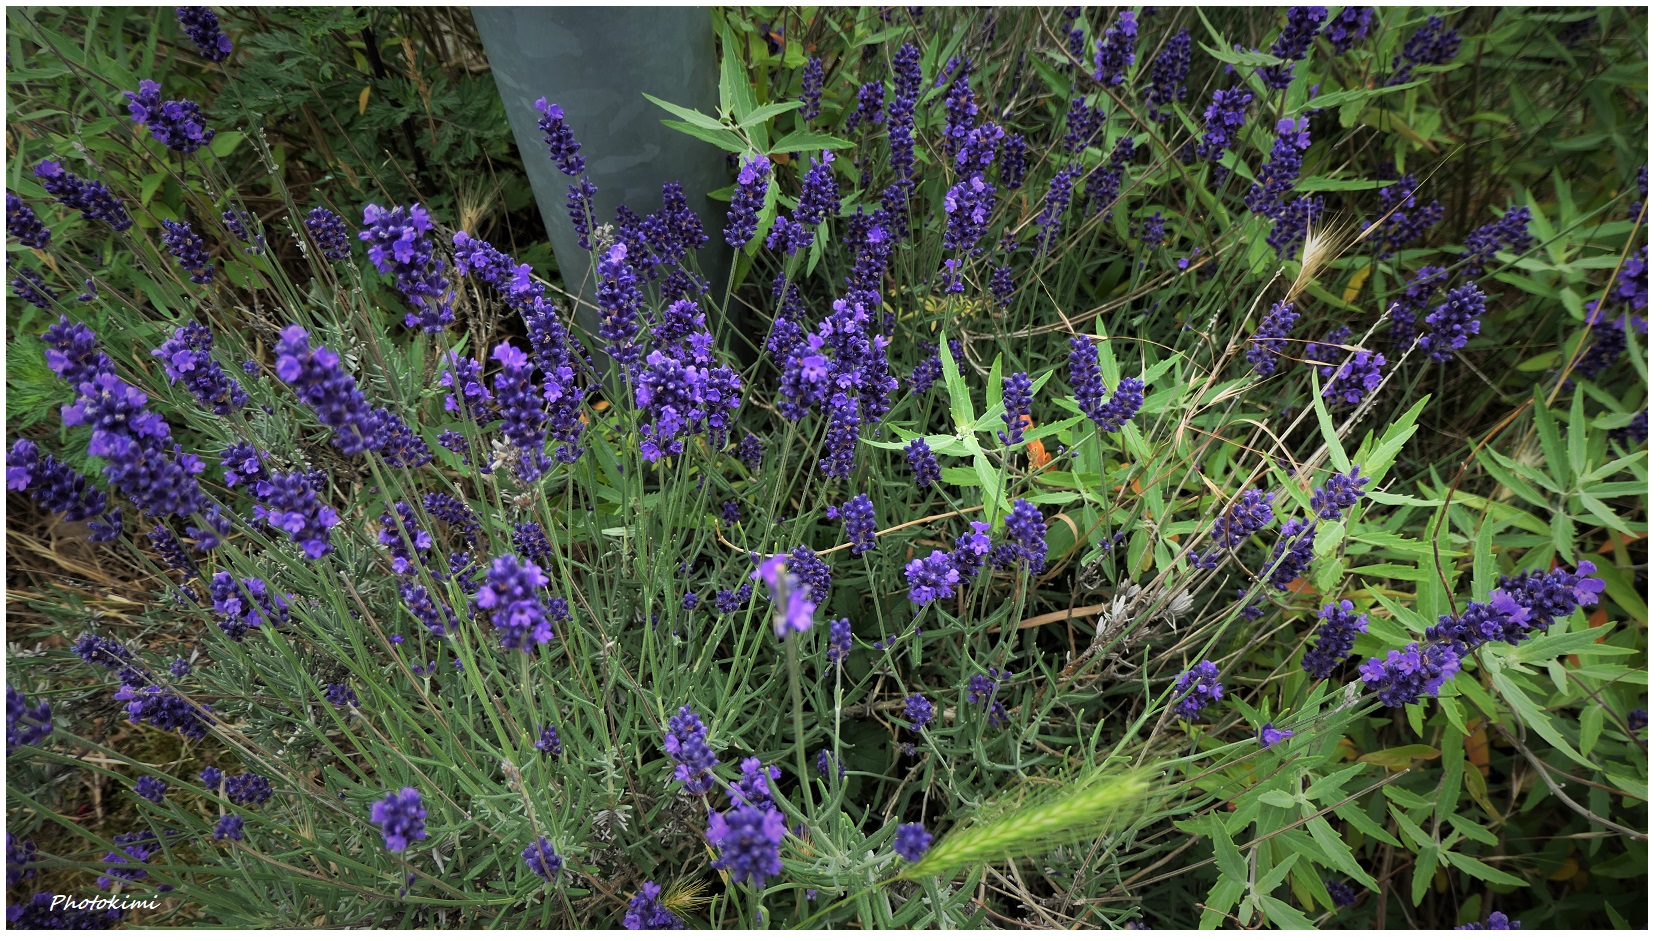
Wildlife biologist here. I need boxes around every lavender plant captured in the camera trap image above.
[4,5,1647,931]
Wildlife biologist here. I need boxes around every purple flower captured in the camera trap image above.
[1247,118,1312,213]
[706,803,786,888]
[845,80,886,131]
[951,522,994,580]
[725,155,771,247]
[209,573,289,641]
[999,133,1029,189]
[1369,174,1444,258]
[1258,724,1291,746]
[1325,7,1373,52]
[534,98,584,176]
[6,193,49,248]
[62,371,209,522]
[967,670,1012,727]
[819,391,862,480]
[303,206,351,261]
[1261,6,1327,88]
[33,160,131,231]
[151,321,248,415]
[522,836,563,882]
[6,686,53,754]
[7,439,122,540]
[534,724,563,756]
[8,264,56,311]
[566,175,599,249]
[175,7,232,61]
[597,243,644,365]
[1360,642,1461,707]
[1420,282,1486,362]
[903,693,934,732]
[212,814,244,842]
[1035,164,1083,252]
[226,772,272,806]
[1190,489,1276,569]
[41,315,113,387]
[993,499,1048,574]
[133,776,167,803]
[836,493,878,554]
[888,43,923,191]
[1627,708,1646,732]
[476,554,554,652]
[999,373,1033,445]
[1062,96,1105,155]
[491,341,551,482]
[359,203,453,333]
[124,80,215,154]
[1303,600,1370,678]
[1308,466,1368,525]
[114,684,212,738]
[1094,10,1137,84]
[817,749,846,782]
[324,682,358,708]
[893,823,932,862]
[1387,16,1461,86]
[1144,28,1191,119]
[160,219,214,284]
[98,830,162,889]
[1196,86,1253,167]
[1461,205,1533,268]
[1325,878,1357,907]
[370,787,427,852]
[1172,661,1223,720]
[905,551,961,606]
[788,545,833,604]
[274,325,383,455]
[754,553,816,637]
[728,756,781,811]
[1457,911,1521,930]
[904,437,941,489]
[1246,301,1299,376]
[799,57,824,119]
[623,881,685,930]
[826,617,852,670]
[666,705,720,794]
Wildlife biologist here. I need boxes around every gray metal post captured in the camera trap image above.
[472,7,733,337]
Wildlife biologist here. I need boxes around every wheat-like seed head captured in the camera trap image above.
[1289,214,1348,300]
[902,769,1150,880]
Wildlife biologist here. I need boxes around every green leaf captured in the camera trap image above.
[1259,896,1316,930]
[1311,369,1350,469]
[1444,851,1529,887]
[643,93,727,130]
[1484,654,1599,770]
[940,333,974,430]
[661,119,749,153]
[1361,395,1428,480]
[1357,744,1440,768]
[1532,396,1571,485]
[1586,555,1646,624]
[738,100,803,128]
[1410,845,1440,904]
[767,129,855,154]
[718,24,757,118]
[209,130,244,158]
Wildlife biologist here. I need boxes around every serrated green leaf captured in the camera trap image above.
[768,129,855,154]
[1444,850,1529,887]
[661,119,749,153]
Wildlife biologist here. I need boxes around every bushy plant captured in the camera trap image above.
[6,5,1647,930]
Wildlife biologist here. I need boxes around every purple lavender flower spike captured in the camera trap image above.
[370,787,427,852]
[175,7,233,61]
